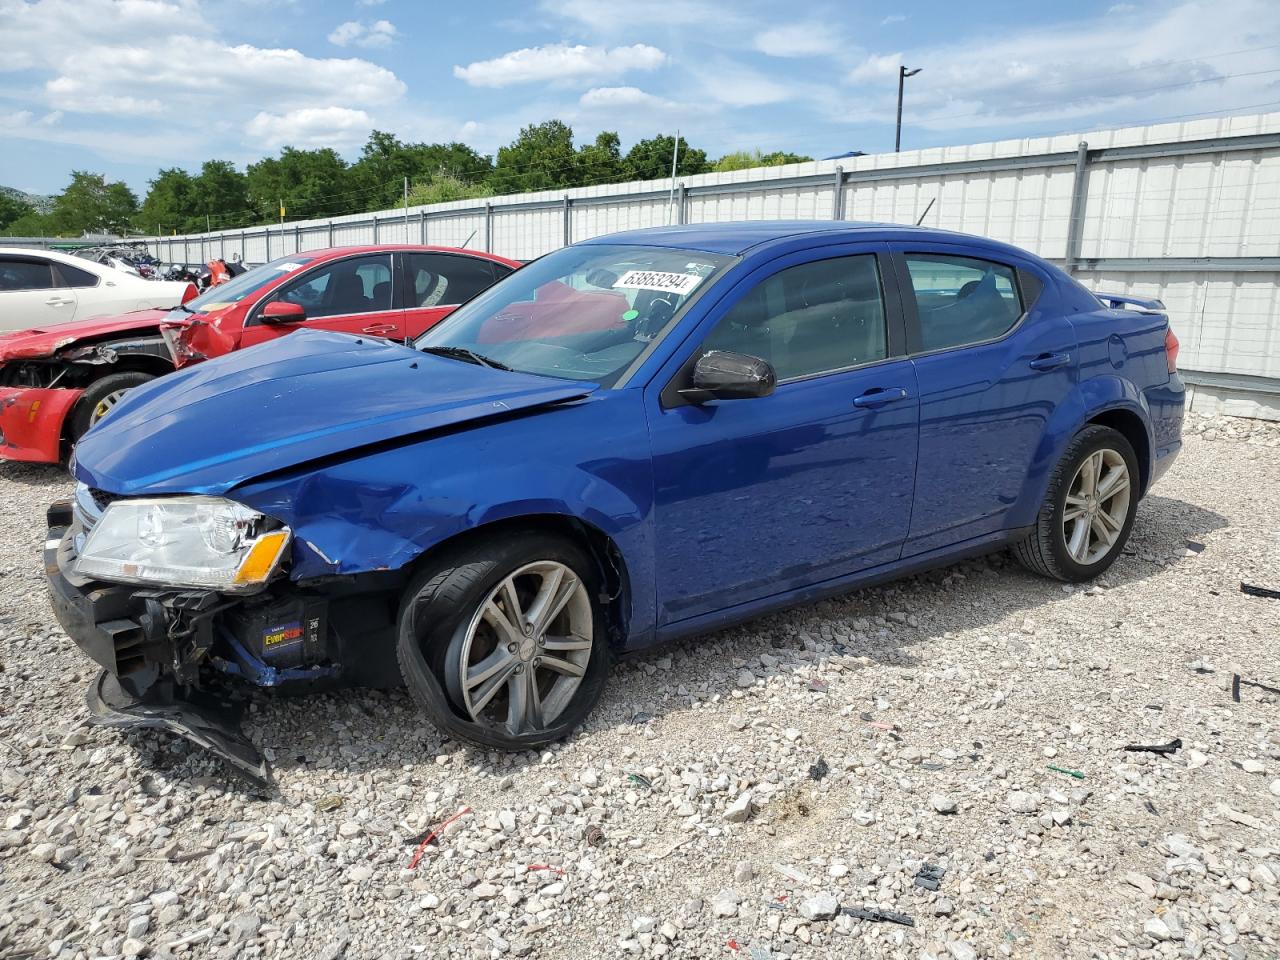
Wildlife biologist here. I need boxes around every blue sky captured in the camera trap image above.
[2,0,1279,196]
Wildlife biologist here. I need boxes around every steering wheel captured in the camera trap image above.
[634,295,676,340]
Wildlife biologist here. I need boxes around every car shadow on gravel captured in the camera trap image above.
[109,493,1228,793]
[0,459,71,488]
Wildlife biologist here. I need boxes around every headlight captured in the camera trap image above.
[75,495,291,592]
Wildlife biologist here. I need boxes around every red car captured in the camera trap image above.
[0,245,520,463]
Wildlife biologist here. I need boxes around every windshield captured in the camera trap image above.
[414,243,732,386]
[182,255,316,314]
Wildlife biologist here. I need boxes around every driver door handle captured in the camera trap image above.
[362,323,398,335]
[853,387,909,408]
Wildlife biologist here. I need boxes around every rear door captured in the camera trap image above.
[51,259,102,321]
[400,252,510,339]
[889,242,1076,554]
[240,253,402,348]
[0,255,75,329]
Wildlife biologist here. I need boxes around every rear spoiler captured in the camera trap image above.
[1096,292,1166,314]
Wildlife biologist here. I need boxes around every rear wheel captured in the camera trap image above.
[396,531,610,750]
[1014,424,1139,582]
[70,371,155,443]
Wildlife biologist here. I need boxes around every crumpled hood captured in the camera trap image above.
[74,328,597,496]
[0,309,175,361]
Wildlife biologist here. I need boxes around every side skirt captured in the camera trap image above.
[646,526,1035,650]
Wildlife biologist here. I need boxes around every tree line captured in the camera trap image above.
[0,122,812,238]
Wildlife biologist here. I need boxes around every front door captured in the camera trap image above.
[0,255,76,329]
[240,252,403,348]
[646,247,920,625]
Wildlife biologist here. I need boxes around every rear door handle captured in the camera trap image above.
[45,296,73,306]
[1029,352,1071,371]
[361,323,398,335]
[852,387,909,408]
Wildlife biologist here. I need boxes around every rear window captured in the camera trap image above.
[904,253,1023,352]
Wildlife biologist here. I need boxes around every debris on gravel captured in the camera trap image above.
[2,415,1279,959]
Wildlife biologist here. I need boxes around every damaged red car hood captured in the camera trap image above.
[0,309,176,360]
[73,328,597,496]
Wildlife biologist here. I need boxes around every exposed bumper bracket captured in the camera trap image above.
[85,669,271,786]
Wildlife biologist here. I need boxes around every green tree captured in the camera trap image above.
[46,171,138,235]
[623,135,710,182]
[3,211,51,236]
[351,131,493,209]
[712,149,813,172]
[406,174,494,206]
[139,167,200,234]
[0,192,35,232]
[576,131,624,186]
[489,120,581,194]
[193,160,249,228]
[246,147,354,223]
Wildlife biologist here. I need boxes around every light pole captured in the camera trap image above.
[896,65,922,153]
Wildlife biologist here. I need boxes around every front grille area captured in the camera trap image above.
[72,483,118,536]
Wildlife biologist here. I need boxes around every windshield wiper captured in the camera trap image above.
[168,302,195,315]
[419,345,512,371]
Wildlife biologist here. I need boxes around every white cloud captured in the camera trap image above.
[840,0,1280,133]
[539,0,730,32]
[847,52,903,83]
[578,86,676,110]
[357,0,387,5]
[454,43,666,88]
[245,107,372,149]
[692,60,794,107]
[881,14,907,25]
[754,23,841,58]
[328,19,397,49]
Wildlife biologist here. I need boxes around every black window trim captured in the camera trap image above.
[245,251,398,326]
[659,247,907,409]
[400,251,503,310]
[890,246,1043,358]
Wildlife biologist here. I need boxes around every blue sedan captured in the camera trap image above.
[48,221,1185,774]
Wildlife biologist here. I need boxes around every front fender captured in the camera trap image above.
[232,392,657,643]
[1007,375,1152,529]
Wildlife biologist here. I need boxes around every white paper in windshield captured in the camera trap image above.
[613,270,704,296]
[274,262,306,272]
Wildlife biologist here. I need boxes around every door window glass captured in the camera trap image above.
[701,255,888,381]
[55,262,100,288]
[274,255,392,319]
[405,253,496,307]
[903,254,1022,351]
[0,258,55,291]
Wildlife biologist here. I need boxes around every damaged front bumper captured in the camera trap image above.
[45,499,350,783]
[0,386,84,463]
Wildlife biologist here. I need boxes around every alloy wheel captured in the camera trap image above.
[453,560,593,736]
[1062,448,1131,565]
[89,389,129,426]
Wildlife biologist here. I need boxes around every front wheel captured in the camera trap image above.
[396,531,610,751]
[70,371,155,443]
[1014,424,1139,582]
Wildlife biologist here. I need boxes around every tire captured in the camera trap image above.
[396,531,610,751]
[69,371,155,443]
[1014,424,1140,582]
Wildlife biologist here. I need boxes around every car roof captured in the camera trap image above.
[575,221,1036,259]
[0,246,95,264]
[286,245,522,268]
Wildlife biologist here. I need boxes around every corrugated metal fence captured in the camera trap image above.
[145,112,1280,418]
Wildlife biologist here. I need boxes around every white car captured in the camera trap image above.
[0,247,196,330]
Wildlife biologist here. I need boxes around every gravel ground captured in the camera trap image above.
[2,413,1279,960]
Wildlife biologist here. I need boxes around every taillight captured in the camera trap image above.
[1164,326,1179,374]
[181,282,198,304]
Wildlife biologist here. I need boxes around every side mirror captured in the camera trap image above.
[261,300,306,324]
[681,350,776,402]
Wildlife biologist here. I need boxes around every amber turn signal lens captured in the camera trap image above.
[233,530,291,585]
